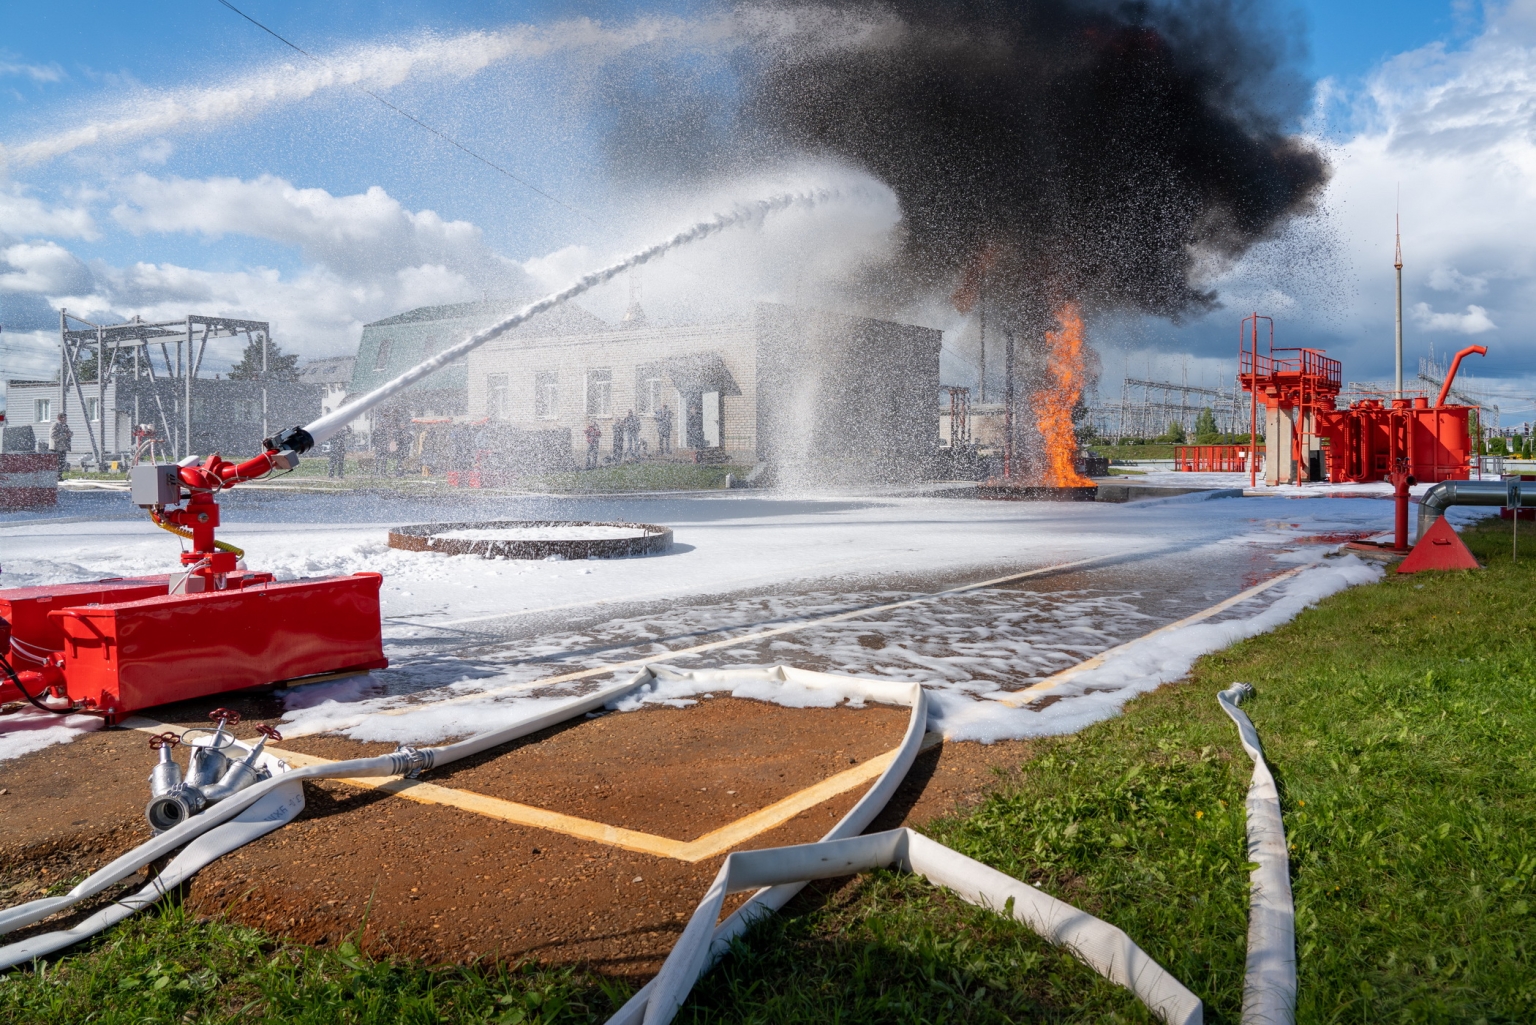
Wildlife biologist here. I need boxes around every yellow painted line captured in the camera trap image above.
[117,719,945,863]
[676,732,944,861]
[995,566,1308,707]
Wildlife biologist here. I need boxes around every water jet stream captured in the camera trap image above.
[302,187,850,446]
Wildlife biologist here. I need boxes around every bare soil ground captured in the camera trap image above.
[1,695,1032,977]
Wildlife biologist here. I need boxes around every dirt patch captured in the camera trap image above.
[2,696,1033,977]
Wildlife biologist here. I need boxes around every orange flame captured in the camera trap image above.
[1032,303,1094,486]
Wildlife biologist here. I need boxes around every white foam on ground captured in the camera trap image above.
[0,709,102,762]
[1,489,1405,754]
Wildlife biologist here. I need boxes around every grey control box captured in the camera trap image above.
[130,463,181,508]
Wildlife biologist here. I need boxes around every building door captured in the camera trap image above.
[684,390,705,449]
[703,390,721,448]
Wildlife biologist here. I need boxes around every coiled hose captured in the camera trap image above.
[149,509,245,558]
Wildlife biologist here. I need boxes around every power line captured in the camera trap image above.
[212,0,594,224]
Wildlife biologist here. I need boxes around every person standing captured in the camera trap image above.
[655,403,673,455]
[620,409,639,461]
[585,421,602,469]
[327,426,350,478]
[48,413,72,479]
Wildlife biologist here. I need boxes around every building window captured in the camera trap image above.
[34,398,51,422]
[585,369,612,417]
[487,374,510,419]
[85,398,100,422]
[534,371,558,419]
[374,339,392,371]
[637,374,664,414]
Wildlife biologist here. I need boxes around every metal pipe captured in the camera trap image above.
[1435,345,1488,408]
[1417,478,1535,538]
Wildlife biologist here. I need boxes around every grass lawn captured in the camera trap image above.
[4,515,1532,1023]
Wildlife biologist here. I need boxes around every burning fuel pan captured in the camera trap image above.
[972,484,1098,502]
[387,520,673,560]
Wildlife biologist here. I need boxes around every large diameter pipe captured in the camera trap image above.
[1435,345,1487,407]
[292,188,844,451]
[1417,478,1534,538]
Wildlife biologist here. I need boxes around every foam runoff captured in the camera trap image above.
[304,184,856,444]
[274,557,1378,747]
[0,710,101,763]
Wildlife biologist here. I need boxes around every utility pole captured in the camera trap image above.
[1395,206,1404,400]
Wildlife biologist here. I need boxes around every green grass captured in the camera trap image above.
[0,905,622,1024]
[5,516,1533,1022]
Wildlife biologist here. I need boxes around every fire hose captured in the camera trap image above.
[149,509,245,558]
[1,670,1294,1025]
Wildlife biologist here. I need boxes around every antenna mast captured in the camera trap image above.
[1395,200,1404,399]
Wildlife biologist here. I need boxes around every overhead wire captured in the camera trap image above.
[211,0,595,224]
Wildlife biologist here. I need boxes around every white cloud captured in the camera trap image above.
[0,62,64,84]
[1411,301,1496,334]
[111,173,509,285]
[0,185,96,239]
[0,241,92,294]
[1427,267,1489,294]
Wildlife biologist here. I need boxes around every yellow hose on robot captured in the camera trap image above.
[149,510,245,558]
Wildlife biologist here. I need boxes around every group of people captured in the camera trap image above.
[584,404,674,469]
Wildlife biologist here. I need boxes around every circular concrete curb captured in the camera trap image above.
[387,520,674,560]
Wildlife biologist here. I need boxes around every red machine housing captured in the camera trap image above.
[0,573,387,722]
[1314,398,1474,484]
[0,441,387,722]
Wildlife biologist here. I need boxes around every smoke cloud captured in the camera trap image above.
[609,0,1328,325]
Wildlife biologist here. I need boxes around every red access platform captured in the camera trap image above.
[0,572,386,722]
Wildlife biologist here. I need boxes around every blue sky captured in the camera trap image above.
[2,0,1532,416]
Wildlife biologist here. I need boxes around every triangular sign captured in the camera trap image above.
[1397,515,1481,574]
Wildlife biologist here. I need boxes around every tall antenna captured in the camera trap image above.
[1395,190,1404,400]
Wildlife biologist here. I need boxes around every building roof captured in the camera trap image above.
[4,380,60,388]
[297,356,356,385]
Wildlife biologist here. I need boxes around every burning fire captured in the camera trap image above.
[1032,303,1094,487]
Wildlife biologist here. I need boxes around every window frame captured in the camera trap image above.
[534,371,559,419]
[585,368,613,418]
[487,373,511,420]
[373,338,393,372]
[34,398,51,423]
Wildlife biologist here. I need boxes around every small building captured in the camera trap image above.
[463,302,941,481]
[2,376,322,465]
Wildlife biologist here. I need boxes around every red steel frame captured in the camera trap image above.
[1238,313,1342,487]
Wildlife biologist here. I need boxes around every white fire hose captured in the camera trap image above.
[1217,684,1297,1025]
[1,669,1293,1025]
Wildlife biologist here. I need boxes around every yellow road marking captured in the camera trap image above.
[118,717,943,862]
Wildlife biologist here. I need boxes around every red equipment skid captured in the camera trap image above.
[0,432,388,722]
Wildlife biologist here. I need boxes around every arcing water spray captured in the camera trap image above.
[291,186,851,450]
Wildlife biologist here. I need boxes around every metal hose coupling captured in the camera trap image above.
[1222,682,1256,705]
[145,782,208,834]
[389,745,434,778]
[185,709,240,788]
[199,725,281,803]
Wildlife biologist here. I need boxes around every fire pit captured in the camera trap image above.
[387,520,673,560]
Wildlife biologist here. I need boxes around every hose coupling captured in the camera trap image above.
[389,745,434,778]
[1224,682,1256,705]
[145,782,207,834]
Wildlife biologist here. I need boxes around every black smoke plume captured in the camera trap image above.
[608,0,1328,323]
